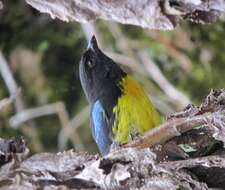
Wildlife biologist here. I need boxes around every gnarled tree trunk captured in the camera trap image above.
[0,89,225,189]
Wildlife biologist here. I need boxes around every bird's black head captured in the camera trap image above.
[79,36,126,104]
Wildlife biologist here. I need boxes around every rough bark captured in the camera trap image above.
[0,89,225,189]
[25,0,225,30]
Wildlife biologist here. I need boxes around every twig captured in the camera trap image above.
[125,113,209,148]
[9,103,63,128]
[0,90,21,111]
[125,89,225,148]
[168,89,225,119]
[54,102,85,150]
[0,51,24,112]
[58,106,89,150]
[138,51,190,107]
[0,51,45,152]
[10,102,84,149]
[0,51,84,150]
[146,30,193,72]
[9,102,85,150]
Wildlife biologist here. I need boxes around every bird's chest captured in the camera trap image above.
[111,75,160,144]
[112,93,154,144]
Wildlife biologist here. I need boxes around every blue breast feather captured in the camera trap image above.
[91,100,112,155]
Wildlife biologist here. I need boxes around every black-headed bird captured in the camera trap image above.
[79,36,160,155]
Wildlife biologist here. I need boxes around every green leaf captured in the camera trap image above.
[178,144,197,153]
[194,125,206,129]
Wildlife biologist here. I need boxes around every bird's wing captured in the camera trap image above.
[91,100,112,155]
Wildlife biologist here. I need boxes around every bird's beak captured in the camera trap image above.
[87,35,98,51]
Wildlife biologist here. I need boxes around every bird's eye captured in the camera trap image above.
[87,59,96,68]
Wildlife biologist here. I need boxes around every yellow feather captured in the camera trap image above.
[112,75,161,144]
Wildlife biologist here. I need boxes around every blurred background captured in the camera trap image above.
[0,1,224,154]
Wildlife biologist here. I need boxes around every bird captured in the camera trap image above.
[79,35,161,155]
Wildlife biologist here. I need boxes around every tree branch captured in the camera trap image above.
[0,52,24,112]
[25,0,225,30]
[0,89,225,189]
[125,89,225,148]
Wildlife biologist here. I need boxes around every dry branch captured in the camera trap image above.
[0,51,45,152]
[145,30,193,72]
[0,89,225,189]
[58,106,89,150]
[0,52,24,112]
[126,89,225,148]
[9,102,84,151]
[0,50,85,152]
[1,146,225,189]
[25,0,225,30]
[139,51,190,106]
